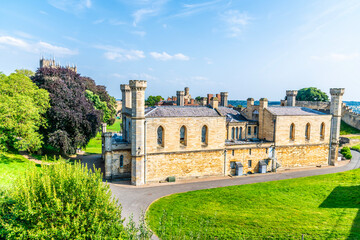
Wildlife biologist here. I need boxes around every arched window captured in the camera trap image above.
[320,122,325,140]
[239,127,242,140]
[231,127,235,140]
[157,126,164,146]
[290,123,295,141]
[120,155,124,168]
[201,125,208,144]
[236,127,239,140]
[305,123,311,140]
[180,125,187,145]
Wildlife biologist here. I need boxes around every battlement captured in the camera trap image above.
[129,80,147,89]
[330,88,345,96]
[286,90,298,96]
[39,57,77,73]
[120,84,131,91]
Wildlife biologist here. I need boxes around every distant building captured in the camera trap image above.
[103,80,344,186]
[39,57,77,73]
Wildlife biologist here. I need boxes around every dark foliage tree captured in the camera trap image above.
[32,67,102,155]
[296,87,329,102]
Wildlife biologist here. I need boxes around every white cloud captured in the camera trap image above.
[150,51,189,61]
[131,0,168,26]
[204,57,213,64]
[109,19,126,26]
[132,31,146,37]
[39,10,48,15]
[311,53,360,61]
[48,0,92,13]
[221,10,251,38]
[112,72,157,81]
[132,8,157,26]
[0,35,77,56]
[93,19,105,24]
[96,45,145,61]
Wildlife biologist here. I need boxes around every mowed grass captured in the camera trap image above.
[352,144,360,152]
[341,121,360,135]
[147,169,360,239]
[0,152,34,190]
[83,119,122,155]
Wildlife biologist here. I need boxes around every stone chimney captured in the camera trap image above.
[258,98,268,139]
[286,90,298,107]
[220,92,228,107]
[176,91,185,106]
[329,88,345,166]
[185,87,190,96]
[210,97,219,109]
[207,94,213,105]
[201,97,207,106]
[120,84,131,109]
[190,99,195,105]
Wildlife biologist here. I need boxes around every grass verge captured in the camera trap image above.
[340,121,360,135]
[147,169,360,239]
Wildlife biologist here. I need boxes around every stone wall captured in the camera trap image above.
[274,115,332,146]
[295,101,330,110]
[342,105,360,130]
[276,144,329,168]
[146,150,224,183]
[105,149,131,178]
[145,116,226,154]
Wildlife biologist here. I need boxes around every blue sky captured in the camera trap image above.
[0,0,359,100]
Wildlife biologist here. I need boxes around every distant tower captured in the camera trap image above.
[286,90,298,106]
[329,88,345,166]
[220,92,228,107]
[184,87,189,96]
[176,91,185,106]
[130,80,147,185]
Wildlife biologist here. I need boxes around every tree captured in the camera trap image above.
[145,95,163,107]
[14,69,35,78]
[32,67,102,155]
[0,71,50,152]
[85,90,113,124]
[195,96,202,101]
[296,87,329,102]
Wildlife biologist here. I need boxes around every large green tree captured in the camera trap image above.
[296,87,329,102]
[0,71,50,152]
[85,90,113,124]
[145,95,163,106]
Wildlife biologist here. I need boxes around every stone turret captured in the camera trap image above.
[184,87,189,96]
[176,91,185,106]
[120,84,131,109]
[220,92,228,107]
[286,90,298,107]
[329,88,345,166]
[129,80,147,185]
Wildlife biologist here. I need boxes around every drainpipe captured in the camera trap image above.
[272,117,277,172]
[144,120,147,184]
[224,149,227,176]
[328,116,333,165]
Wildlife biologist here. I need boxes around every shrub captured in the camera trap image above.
[340,146,352,159]
[0,160,125,239]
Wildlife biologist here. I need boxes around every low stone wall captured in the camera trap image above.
[276,144,329,169]
[342,105,360,130]
[295,101,330,110]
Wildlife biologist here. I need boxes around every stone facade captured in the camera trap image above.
[102,81,345,185]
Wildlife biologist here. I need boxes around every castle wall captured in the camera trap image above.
[276,144,329,168]
[145,116,226,154]
[261,109,275,141]
[105,150,132,178]
[274,115,332,146]
[342,106,360,130]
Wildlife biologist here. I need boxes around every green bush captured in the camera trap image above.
[351,144,360,152]
[340,146,352,159]
[0,160,125,239]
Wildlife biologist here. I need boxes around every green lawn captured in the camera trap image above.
[352,144,360,152]
[83,119,122,155]
[341,121,360,135]
[0,152,34,190]
[147,169,360,239]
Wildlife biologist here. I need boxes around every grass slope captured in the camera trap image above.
[341,121,360,135]
[83,119,121,155]
[147,169,360,239]
[0,152,33,190]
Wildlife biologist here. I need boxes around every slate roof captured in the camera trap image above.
[145,106,221,117]
[266,106,327,116]
[217,107,248,122]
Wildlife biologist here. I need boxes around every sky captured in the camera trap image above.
[0,0,360,101]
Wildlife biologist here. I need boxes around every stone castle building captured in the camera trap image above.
[40,57,77,73]
[102,80,344,186]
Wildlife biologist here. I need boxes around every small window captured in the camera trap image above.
[248,160,252,167]
[236,128,239,140]
[231,127,235,140]
[157,126,164,146]
[230,161,236,169]
[120,155,124,168]
[180,126,187,145]
[249,149,252,155]
[305,123,310,140]
[320,122,325,140]
[201,125,208,144]
[254,126,258,135]
[232,150,235,156]
[248,126,251,135]
[239,127,242,140]
[290,123,295,141]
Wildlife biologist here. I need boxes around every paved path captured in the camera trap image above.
[81,151,360,224]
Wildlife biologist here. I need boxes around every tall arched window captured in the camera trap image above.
[320,122,325,140]
[180,125,187,145]
[201,125,208,144]
[236,127,239,140]
[290,123,295,141]
[231,127,235,140]
[239,127,242,140]
[157,126,164,146]
[305,123,311,140]
[120,155,124,168]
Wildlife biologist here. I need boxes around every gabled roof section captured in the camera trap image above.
[267,106,327,116]
[217,107,248,122]
[145,106,222,118]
